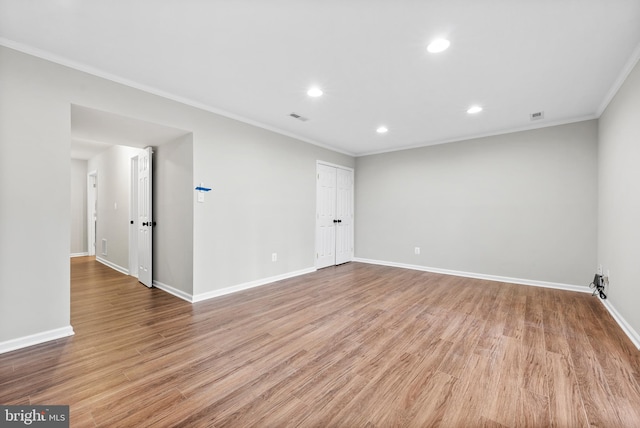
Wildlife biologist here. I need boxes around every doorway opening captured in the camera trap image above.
[71,104,189,286]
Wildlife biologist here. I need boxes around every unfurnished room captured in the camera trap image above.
[1,1,640,427]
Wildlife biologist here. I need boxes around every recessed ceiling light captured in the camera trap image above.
[467,105,483,114]
[307,87,323,97]
[427,38,450,53]
[376,126,388,134]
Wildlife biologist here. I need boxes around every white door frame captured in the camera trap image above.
[87,171,98,256]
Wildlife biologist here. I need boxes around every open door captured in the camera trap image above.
[137,147,153,287]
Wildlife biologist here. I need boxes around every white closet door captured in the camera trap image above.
[335,168,354,265]
[316,163,354,268]
[316,164,337,269]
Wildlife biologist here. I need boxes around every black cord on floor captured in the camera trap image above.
[589,274,607,299]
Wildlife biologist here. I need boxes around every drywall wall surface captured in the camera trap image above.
[70,158,88,254]
[88,145,141,271]
[598,58,640,339]
[0,47,72,342]
[154,134,194,294]
[356,120,598,286]
[192,123,354,295]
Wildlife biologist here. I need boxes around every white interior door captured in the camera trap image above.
[316,162,353,268]
[316,164,337,269]
[129,156,139,277]
[335,167,354,265]
[137,147,153,287]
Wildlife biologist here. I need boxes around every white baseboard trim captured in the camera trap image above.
[96,256,129,275]
[599,299,640,350]
[192,267,317,303]
[70,252,89,258]
[353,258,590,293]
[0,326,75,355]
[153,280,194,303]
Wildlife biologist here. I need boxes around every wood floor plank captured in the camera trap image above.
[516,387,550,427]
[437,315,485,378]
[480,336,520,427]
[1,257,639,427]
[521,325,548,396]
[546,351,589,427]
[439,352,492,427]
[400,370,457,427]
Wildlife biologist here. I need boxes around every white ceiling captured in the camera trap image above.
[70,105,190,159]
[2,0,640,156]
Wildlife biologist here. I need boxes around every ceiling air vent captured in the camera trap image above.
[530,111,544,121]
[289,112,309,122]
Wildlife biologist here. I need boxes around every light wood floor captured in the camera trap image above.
[2,257,640,427]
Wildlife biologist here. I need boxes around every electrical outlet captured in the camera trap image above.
[414,247,421,255]
[272,253,277,262]
[597,265,603,276]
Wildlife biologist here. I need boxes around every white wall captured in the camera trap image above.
[70,158,88,255]
[88,145,141,272]
[192,123,353,296]
[356,120,598,287]
[0,47,72,345]
[154,134,194,295]
[0,45,353,347]
[598,58,640,345]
